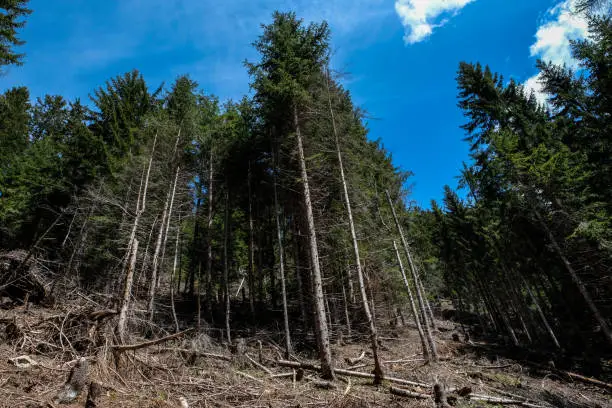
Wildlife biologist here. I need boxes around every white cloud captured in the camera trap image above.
[524,0,589,104]
[394,0,475,44]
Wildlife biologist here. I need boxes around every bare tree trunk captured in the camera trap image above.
[393,240,429,360]
[196,262,202,331]
[223,187,231,345]
[170,213,181,333]
[386,191,438,362]
[247,161,256,318]
[117,240,139,342]
[293,228,308,329]
[294,105,334,380]
[148,200,168,320]
[327,72,383,383]
[118,134,156,340]
[273,150,292,358]
[205,148,215,325]
[342,283,352,339]
[534,210,612,345]
[417,275,436,330]
[158,166,181,288]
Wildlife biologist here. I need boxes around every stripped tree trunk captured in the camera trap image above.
[327,71,383,383]
[393,240,429,360]
[294,105,334,380]
[273,149,292,358]
[386,191,438,362]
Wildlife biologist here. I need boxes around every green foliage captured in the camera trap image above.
[0,0,31,69]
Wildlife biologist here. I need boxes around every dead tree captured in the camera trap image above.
[327,70,383,383]
[393,240,429,359]
[294,104,334,380]
[386,190,438,361]
[273,148,292,358]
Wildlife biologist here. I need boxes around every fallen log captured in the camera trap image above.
[471,394,545,408]
[312,380,337,389]
[563,370,612,390]
[111,329,193,351]
[276,359,430,388]
[389,386,429,399]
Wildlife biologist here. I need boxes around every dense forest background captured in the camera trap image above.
[1,0,610,380]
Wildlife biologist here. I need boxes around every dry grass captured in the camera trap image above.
[0,303,609,408]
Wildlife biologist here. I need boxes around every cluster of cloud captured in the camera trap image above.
[524,0,590,105]
[394,0,475,44]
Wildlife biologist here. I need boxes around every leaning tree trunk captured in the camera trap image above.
[273,149,292,358]
[294,105,334,380]
[386,191,438,362]
[327,73,382,383]
[534,210,612,345]
[393,240,430,360]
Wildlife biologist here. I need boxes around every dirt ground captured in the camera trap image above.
[0,304,610,408]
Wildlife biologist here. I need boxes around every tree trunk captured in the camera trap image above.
[148,200,168,320]
[522,274,561,348]
[158,166,180,288]
[223,187,231,345]
[294,105,334,380]
[327,73,382,383]
[118,134,156,340]
[342,283,352,339]
[293,227,308,329]
[535,210,612,345]
[205,148,215,325]
[117,239,139,343]
[386,191,438,362]
[247,161,256,317]
[273,149,292,358]
[170,213,181,333]
[393,240,429,360]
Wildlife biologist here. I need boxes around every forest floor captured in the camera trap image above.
[0,302,610,408]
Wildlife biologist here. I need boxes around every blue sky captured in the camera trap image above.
[0,0,590,207]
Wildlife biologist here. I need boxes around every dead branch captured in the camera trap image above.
[245,353,273,375]
[389,386,429,399]
[111,329,192,351]
[276,359,430,388]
